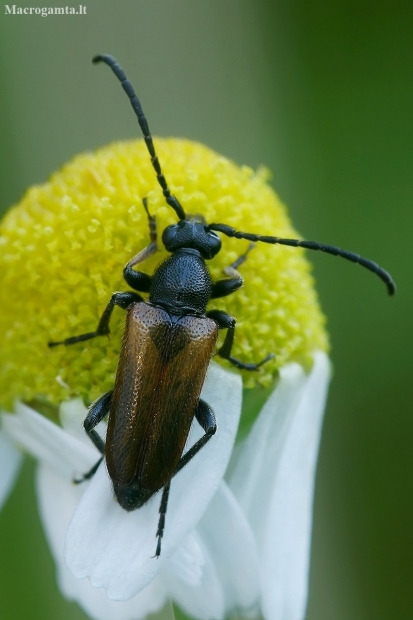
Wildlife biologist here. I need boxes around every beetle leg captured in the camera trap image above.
[210,243,255,299]
[210,276,242,299]
[73,390,112,484]
[223,242,255,278]
[207,309,274,370]
[48,291,142,347]
[123,198,158,291]
[73,457,103,484]
[123,267,152,292]
[83,390,112,452]
[174,399,217,475]
[153,481,171,558]
[142,197,157,245]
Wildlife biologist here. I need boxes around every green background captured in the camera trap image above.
[0,1,411,619]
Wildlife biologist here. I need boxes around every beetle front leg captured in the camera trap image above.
[123,197,158,291]
[48,291,142,347]
[210,243,255,299]
[210,276,242,299]
[223,242,255,278]
[74,390,112,484]
[207,309,274,370]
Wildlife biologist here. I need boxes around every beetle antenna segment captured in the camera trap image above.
[93,54,186,221]
[208,223,396,295]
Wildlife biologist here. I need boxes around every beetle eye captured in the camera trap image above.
[206,230,221,257]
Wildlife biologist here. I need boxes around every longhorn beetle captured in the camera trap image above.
[49,54,396,558]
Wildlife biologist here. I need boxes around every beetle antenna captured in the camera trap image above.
[93,54,186,221]
[208,223,396,295]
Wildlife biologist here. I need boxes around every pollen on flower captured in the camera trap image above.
[0,139,328,413]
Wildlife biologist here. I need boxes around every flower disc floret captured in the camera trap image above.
[0,139,328,413]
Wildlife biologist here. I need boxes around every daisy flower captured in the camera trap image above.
[0,138,329,620]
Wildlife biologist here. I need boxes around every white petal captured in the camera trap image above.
[0,426,23,510]
[59,397,109,447]
[198,482,260,615]
[65,363,242,601]
[229,352,330,620]
[165,532,206,587]
[2,401,98,478]
[164,531,225,620]
[36,463,169,620]
[59,397,89,440]
[229,363,307,538]
[164,482,261,620]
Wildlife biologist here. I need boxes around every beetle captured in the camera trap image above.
[49,54,396,558]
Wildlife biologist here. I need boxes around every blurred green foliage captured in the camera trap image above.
[0,2,411,619]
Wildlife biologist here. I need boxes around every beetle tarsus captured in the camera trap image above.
[226,351,275,371]
[73,392,111,483]
[48,331,100,347]
[223,242,256,278]
[207,309,274,371]
[73,457,103,484]
[142,197,158,245]
[153,481,171,558]
[48,291,143,348]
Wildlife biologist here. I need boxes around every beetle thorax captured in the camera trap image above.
[149,250,213,315]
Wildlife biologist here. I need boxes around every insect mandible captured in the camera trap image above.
[49,54,396,558]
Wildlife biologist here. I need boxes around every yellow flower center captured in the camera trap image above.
[0,139,328,412]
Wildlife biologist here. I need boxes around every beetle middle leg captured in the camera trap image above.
[207,309,274,370]
[48,291,142,347]
[73,390,112,484]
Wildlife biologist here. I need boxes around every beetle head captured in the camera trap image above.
[162,218,221,259]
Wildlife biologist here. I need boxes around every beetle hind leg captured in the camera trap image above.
[152,399,217,557]
[73,457,103,484]
[153,481,171,558]
[175,400,217,475]
[153,401,216,557]
[73,390,112,484]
